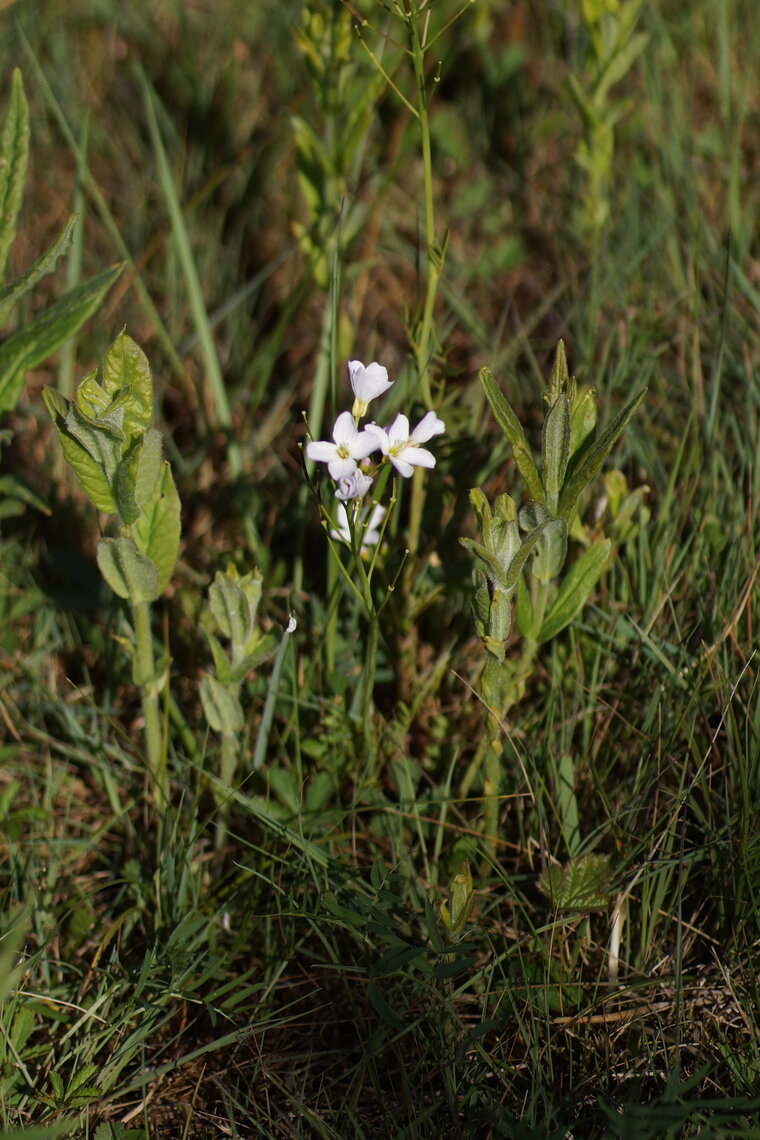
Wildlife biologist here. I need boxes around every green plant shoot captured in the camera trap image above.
[44,332,181,806]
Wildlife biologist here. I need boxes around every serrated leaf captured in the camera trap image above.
[537,539,611,643]
[0,213,77,327]
[131,462,180,595]
[0,69,29,284]
[539,854,612,911]
[199,675,243,734]
[0,264,122,416]
[480,367,545,502]
[558,388,646,520]
[97,536,159,603]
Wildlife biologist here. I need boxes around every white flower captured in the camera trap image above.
[331,502,387,549]
[349,359,393,417]
[365,411,445,478]
[335,470,373,500]
[306,410,378,479]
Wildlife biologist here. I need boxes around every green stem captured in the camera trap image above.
[408,6,440,411]
[132,599,166,807]
[215,732,238,852]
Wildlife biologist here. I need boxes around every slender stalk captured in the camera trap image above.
[132,600,166,807]
[215,732,238,851]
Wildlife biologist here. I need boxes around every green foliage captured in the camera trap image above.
[0,70,121,418]
[44,333,181,605]
[2,2,760,1135]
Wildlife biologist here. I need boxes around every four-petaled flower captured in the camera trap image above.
[306,410,377,479]
[365,411,445,478]
[349,359,394,418]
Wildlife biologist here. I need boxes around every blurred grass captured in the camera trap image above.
[0,0,759,1136]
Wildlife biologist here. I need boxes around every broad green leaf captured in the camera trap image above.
[209,569,251,647]
[537,539,611,643]
[0,69,29,283]
[542,393,570,511]
[43,387,116,512]
[0,263,122,415]
[97,536,159,603]
[200,675,244,735]
[101,332,153,436]
[519,500,567,582]
[558,388,646,520]
[133,429,163,509]
[539,854,611,911]
[131,462,180,594]
[480,367,545,502]
[113,430,163,525]
[0,213,77,327]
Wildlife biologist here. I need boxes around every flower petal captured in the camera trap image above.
[306,440,338,463]
[411,411,445,443]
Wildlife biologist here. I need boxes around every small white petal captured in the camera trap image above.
[327,455,358,480]
[411,411,445,443]
[307,440,338,463]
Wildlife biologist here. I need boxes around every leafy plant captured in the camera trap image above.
[43,333,180,804]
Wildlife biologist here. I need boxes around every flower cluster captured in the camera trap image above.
[307,359,445,499]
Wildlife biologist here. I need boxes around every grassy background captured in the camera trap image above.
[1,0,760,1136]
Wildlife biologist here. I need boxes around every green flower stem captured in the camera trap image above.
[215,731,238,852]
[132,599,166,807]
[408,3,440,413]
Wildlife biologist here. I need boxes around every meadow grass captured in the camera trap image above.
[1,1,760,1136]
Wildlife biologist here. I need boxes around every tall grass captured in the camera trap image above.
[1,0,759,1136]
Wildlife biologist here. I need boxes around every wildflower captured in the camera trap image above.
[331,502,387,549]
[349,359,393,418]
[335,470,373,500]
[365,411,445,478]
[306,410,378,479]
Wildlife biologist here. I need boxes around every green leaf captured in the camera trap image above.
[569,385,597,461]
[542,393,570,511]
[519,500,567,583]
[515,573,536,639]
[558,388,646,520]
[537,539,611,643]
[113,430,163,525]
[131,462,181,595]
[0,213,77,327]
[480,367,545,502]
[101,332,153,436]
[0,264,123,415]
[0,472,49,514]
[0,69,29,284]
[199,675,243,735]
[43,388,116,512]
[539,854,612,911]
[97,536,159,603]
